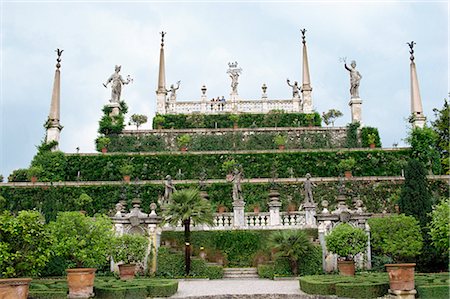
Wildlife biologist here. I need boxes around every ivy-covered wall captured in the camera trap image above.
[1,179,447,222]
[152,112,322,129]
[107,128,349,152]
[28,149,411,182]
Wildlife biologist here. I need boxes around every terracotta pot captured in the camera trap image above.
[217,205,226,213]
[233,123,238,129]
[66,268,96,299]
[118,264,136,281]
[123,175,131,182]
[180,146,188,152]
[385,263,415,291]
[338,260,355,276]
[287,203,297,212]
[0,278,32,299]
[369,143,376,149]
[253,206,260,214]
[344,170,352,178]
[278,145,285,150]
[31,176,37,183]
[101,147,107,153]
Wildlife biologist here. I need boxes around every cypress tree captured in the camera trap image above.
[398,159,432,227]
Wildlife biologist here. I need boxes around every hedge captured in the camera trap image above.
[28,291,67,299]
[416,285,449,299]
[94,277,178,299]
[26,149,413,182]
[152,112,322,129]
[1,180,448,222]
[335,281,389,298]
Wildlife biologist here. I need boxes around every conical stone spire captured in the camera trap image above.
[408,41,426,128]
[45,49,64,150]
[300,29,313,113]
[156,32,167,114]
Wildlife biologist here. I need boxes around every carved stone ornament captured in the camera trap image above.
[339,211,351,223]
[129,215,140,227]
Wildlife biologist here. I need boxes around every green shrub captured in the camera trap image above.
[7,168,28,182]
[28,291,67,299]
[298,245,323,276]
[95,286,127,299]
[145,280,178,297]
[257,264,274,279]
[205,265,224,279]
[299,275,351,295]
[368,215,423,262]
[335,281,389,298]
[346,122,360,148]
[361,127,382,148]
[416,284,449,299]
[428,198,450,255]
[325,223,367,261]
[111,234,148,264]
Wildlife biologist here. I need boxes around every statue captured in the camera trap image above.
[164,175,176,203]
[231,168,243,202]
[103,65,132,103]
[344,60,362,98]
[167,80,181,101]
[304,173,316,203]
[227,61,242,95]
[286,79,300,98]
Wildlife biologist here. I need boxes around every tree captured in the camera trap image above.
[268,230,313,275]
[406,126,441,174]
[431,99,449,174]
[129,114,148,130]
[322,109,343,126]
[398,159,432,227]
[428,198,450,255]
[162,189,214,275]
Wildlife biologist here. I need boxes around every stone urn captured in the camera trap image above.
[0,278,32,299]
[118,264,137,281]
[385,263,415,291]
[66,268,96,299]
[337,260,355,276]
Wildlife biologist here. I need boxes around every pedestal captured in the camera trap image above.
[109,102,121,117]
[230,93,239,113]
[349,97,362,123]
[232,200,245,227]
[388,289,416,299]
[303,202,317,227]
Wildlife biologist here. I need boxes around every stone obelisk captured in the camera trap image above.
[156,32,167,114]
[45,49,64,150]
[301,29,313,113]
[408,41,426,128]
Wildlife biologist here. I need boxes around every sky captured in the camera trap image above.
[0,0,448,179]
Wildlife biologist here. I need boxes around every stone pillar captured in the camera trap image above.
[232,200,246,227]
[365,223,372,269]
[303,202,317,227]
[349,98,362,124]
[261,84,268,113]
[156,32,168,114]
[230,94,239,113]
[108,102,121,117]
[268,189,281,226]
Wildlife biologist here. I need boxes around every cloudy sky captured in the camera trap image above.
[1,0,448,179]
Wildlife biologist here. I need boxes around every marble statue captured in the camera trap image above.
[286,79,300,98]
[304,173,316,203]
[231,168,243,202]
[164,175,176,202]
[227,61,242,94]
[344,60,362,98]
[103,65,132,103]
[167,80,181,101]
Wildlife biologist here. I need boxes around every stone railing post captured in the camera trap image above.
[268,189,281,226]
[303,202,317,227]
[232,200,246,227]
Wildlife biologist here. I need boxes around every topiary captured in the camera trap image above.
[325,223,368,261]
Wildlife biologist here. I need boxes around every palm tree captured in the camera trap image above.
[268,230,313,275]
[162,188,214,275]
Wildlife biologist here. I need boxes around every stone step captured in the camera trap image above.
[223,267,258,279]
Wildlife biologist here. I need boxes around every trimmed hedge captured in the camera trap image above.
[152,112,322,129]
[335,282,389,298]
[94,278,178,299]
[28,291,67,299]
[26,149,412,182]
[417,284,449,299]
[1,180,448,222]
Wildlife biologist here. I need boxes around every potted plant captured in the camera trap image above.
[222,159,237,180]
[74,193,93,214]
[216,202,227,214]
[249,203,261,214]
[153,114,165,129]
[0,211,52,299]
[229,114,240,129]
[96,136,111,153]
[368,215,423,292]
[49,212,113,299]
[325,223,368,276]
[367,133,376,149]
[27,165,43,183]
[274,135,287,150]
[177,134,191,152]
[338,157,356,178]
[111,234,149,280]
[119,164,134,182]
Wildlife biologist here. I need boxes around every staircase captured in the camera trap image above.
[223,267,259,279]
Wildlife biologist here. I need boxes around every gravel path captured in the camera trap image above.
[169,279,307,298]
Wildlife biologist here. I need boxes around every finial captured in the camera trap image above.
[301,28,307,44]
[55,48,63,69]
[407,41,416,62]
[160,31,166,47]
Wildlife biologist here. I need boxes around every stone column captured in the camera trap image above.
[365,223,372,270]
[232,200,246,227]
[268,189,281,226]
[301,29,313,113]
[45,49,63,150]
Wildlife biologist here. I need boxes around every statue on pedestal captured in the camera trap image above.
[103,65,132,103]
[304,173,316,203]
[286,79,300,98]
[164,175,176,203]
[231,168,243,203]
[227,61,242,95]
[167,80,181,102]
[344,60,362,98]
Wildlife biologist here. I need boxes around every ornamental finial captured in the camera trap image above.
[301,28,307,44]
[160,31,166,47]
[407,41,416,62]
[55,48,63,69]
